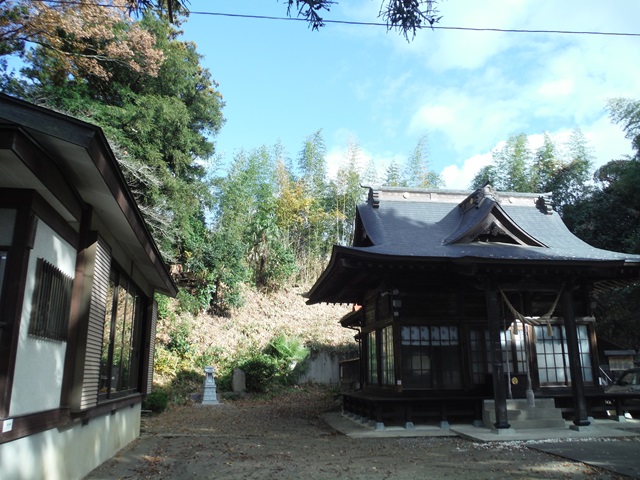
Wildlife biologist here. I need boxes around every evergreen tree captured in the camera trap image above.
[298,129,327,199]
[211,147,296,303]
[471,131,592,215]
[327,139,366,245]
[403,135,443,188]
[362,158,380,186]
[546,128,594,213]
[4,13,224,264]
[384,161,403,187]
[531,132,561,193]
[563,100,640,349]
[3,9,231,311]
[564,107,640,255]
[493,133,534,192]
[607,98,640,156]
[470,165,498,190]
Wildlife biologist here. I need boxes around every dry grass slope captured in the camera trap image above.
[193,284,355,353]
[154,284,356,392]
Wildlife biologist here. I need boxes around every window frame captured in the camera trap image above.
[380,325,394,386]
[366,330,378,386]
[0,250,6,308]
[400,325,462,389]
[98,265,145,401]
[534,323,594,387]
[27,257,73,342]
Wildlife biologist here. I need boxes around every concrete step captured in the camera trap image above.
[483,398,566,429]
[485,417,567,429]
[484,410,566,424]
[484,407,564,422]
[483,398,557,410]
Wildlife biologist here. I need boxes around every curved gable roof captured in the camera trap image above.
[307,186,640,304]
[353,186,640,263]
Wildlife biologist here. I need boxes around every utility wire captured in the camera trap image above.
[190,11,640,37]
[26,0,640,37]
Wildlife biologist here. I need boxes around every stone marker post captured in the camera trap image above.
[202,366,220,405]
[232,368,246,393]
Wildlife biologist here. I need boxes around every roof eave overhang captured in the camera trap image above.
[0,94,177,298]
[306,247,640,305]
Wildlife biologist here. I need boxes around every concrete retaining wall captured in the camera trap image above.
[300,352,341,385]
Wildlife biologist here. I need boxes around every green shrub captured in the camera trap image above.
[166,369,203,405]
[235,335,310,392]
[155,294,171,319]
[143,389,169,413]
[264,334,309,385]
[167,319,192,358]
[215,370,233,392]
[238,354,280,393]
[176,288,202,315]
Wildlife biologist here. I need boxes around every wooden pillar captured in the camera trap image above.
[358,333,365,388]
[393,323,403,393]
[486,286,510,429]
[561,287,590,426]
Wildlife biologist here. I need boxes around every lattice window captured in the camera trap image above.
[380,326,394,386]
[28,258,73,341]
[534,324,593,385]
[401,325,461,389]
[367,331,378,385]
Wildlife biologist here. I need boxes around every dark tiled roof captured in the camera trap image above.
[305,186,640,304]
[352,186,640,264]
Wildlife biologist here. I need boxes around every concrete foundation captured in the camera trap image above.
[0,403,141,480]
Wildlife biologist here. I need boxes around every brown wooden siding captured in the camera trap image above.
[145,300,158,395]
[399,291,458,318]
[79,237,111,411]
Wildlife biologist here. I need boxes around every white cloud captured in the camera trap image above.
[440,120,632,192]
[325,147,344,180]
[410,104,457,130]
[441,152,493,190]
[583,115,633,168]
[324,0,640,190]
[380,0,538,71]
[407,84,529,157]
[537,78,575,98]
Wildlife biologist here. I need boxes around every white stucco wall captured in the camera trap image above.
[0,403,141,480]
[10,217,76,417]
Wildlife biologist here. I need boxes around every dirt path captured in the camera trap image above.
[85,386,633,479]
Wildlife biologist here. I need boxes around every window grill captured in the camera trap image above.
[28,258,73,341]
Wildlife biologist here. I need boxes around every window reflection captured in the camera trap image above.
[99,268,141,400]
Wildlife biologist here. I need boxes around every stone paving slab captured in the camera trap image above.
[451,420,640,443]
[324,412,640,442]
[321,412,456,439]
[529,440,640,479]
[322,413,640,479]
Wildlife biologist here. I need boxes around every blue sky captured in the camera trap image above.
[182,0,638,189]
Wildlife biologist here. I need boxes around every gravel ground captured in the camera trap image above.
[85,386,635,480]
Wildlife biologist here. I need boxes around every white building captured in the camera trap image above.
[0,94,177,479]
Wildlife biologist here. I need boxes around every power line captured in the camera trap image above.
[26,0,640,38]
[190,11,640,37]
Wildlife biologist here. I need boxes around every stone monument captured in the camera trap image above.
[232,368,246,393]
